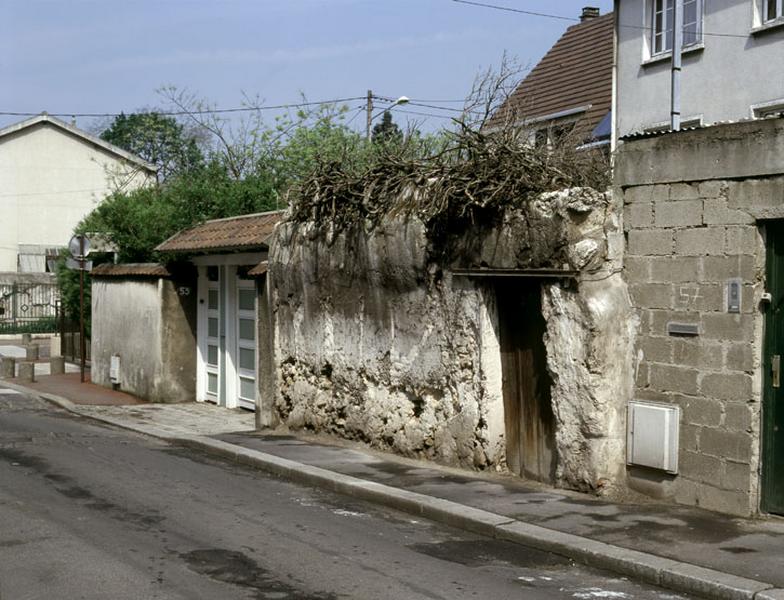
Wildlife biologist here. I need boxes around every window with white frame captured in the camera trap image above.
[651,0,703,56]
[765,0,783,22]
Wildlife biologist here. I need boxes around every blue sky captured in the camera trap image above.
[1,0,614,132]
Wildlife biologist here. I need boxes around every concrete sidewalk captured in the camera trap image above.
[2,375,784,600]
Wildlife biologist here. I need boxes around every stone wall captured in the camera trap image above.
[265,188,637,492]
[616,119,784,516]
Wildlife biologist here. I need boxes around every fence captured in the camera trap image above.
[0,281,60,335]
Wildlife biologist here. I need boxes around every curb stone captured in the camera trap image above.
[2,378,782,600]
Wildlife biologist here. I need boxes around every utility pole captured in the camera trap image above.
[670,0,683,131]
[366,89,373,140]
[79,235,86,384]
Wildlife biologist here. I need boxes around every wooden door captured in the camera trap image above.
[763,221,784,514]
[497,280,556,483]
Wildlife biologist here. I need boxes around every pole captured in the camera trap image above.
[366,89,373,140]
[670,0,683,131]
[79,235,85,383]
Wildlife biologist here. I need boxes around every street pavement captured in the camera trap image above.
[0,390,697,600]
[3,368,784,599]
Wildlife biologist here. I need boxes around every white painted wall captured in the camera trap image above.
[616,0,784,137]
[0,122,154,271]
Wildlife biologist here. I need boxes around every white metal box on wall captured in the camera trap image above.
[627,401,680,474]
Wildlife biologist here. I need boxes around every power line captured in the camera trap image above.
[0,96,368,119]
[449,0,753,40]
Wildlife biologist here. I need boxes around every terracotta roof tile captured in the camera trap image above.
[248,261,268,277]
[487,12,614,140]
[91,263,171,278]
[156,210,284,253]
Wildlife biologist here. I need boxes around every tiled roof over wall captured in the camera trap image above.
[487,12,614,138]
[156,210,284,253]
[91,263,171,278]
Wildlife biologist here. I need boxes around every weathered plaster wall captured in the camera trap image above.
[92,277,196,402]
[267,188,637,492]
[616,119,784,516]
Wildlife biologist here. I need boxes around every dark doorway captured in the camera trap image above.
[496,280,556,483]
[763,221,784,515]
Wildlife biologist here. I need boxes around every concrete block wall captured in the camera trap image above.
[623,178,769,516]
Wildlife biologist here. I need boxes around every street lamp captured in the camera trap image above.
[366,91,409,140]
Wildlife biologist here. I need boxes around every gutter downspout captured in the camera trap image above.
[611,0,620,158]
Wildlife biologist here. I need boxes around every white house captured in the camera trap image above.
[0,113,156,273]
[614,0,784,137]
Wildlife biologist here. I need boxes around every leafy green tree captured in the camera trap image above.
[100,112,204,181]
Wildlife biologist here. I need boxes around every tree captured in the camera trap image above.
[371,111,403,145]
[100,112,204,181]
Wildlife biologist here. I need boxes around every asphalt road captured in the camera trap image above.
[0,390,694,600]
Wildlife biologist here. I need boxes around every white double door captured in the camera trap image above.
[198,265,257,410]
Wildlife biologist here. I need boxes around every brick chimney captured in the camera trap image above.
[581,6,600,21]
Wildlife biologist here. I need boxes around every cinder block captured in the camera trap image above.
[623,202,653,229]
[635,361,649,388]
[723,402,754,432]
[623,256,651,282]
[650,256,701,283]
[672,283,723,312]
[25,345,39,361]
[649,364,699,395]
[695,483,751,516]
[649,309,700,335]
[725,226,760,255]
[727,177,784,212]
[701,372,753,402]
[681,396,723,427]
[623,185,654,204]
[703,198,755,225]
[49,356,65,375]
[702,254,758,283]
[699,428,752,462]
[654,200,703,228]
[673,339,723,370]
[640,336,672,363]
[629,283,673,309]
[726,342,755,372]
[0,357,15,378]
[680,450,721,482]
[675,227,724,256]
[702,313,754,342]
[17,361,35,382]
[721,461,752,492]
[669,182,700,201]
[698,180,725,199]
[679,423,701,453]
[628,229,674,256]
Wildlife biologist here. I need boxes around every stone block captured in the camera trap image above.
[698,180,725,199]
[17,361,35,382]
[702,313,754,342]
[702,254,758,284]
[21,333,32,344]
[673,339,723,370]
[649,364,699,395]
[25,345,39,360]
[702,198,755,225]
[623,256,651,282]
[701,372,753,402]
[654,200,703,228]
[725,226,759,255]
[629,283,672,309]
[721,461,752,492]
[640,336,671,363]
[723,402,754,432]
[49,356,65,375]
[675,227,724,256]
[680,450,721,482]
[669,182,700,201]
[0,357,15,378]
[681,396,723,427]
[695,484,751,516]
[700,428,752,462]
[726,342,755,372]
[628,229,674,256]
[623,202,653,230]
[649,257,701,283]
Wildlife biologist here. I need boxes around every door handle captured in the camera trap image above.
[773,355,781,388]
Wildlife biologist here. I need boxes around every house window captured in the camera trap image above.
[651,0,703,55]
[765,0,783,22]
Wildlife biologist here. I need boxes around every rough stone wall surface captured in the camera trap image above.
[267,188,637,492]
[622,177,772,516]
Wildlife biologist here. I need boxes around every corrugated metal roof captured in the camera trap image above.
[91,263,171,278]
[156,210,284,253]
[487,12,614,140]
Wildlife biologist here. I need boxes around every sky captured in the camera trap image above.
[1,0,614,134]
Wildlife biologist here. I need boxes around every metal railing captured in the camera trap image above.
[0,282,60,334]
